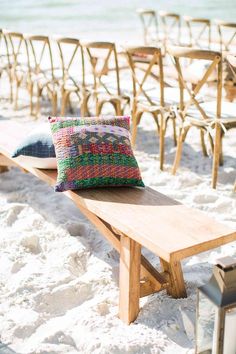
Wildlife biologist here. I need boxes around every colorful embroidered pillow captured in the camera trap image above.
[48,116,144,191]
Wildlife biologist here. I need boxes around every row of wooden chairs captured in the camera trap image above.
[127,46,236,189]
[0,30,130,118]
[137,9,236,53]
[0,29,235,189]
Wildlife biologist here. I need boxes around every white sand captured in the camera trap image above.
[0,97,235,354]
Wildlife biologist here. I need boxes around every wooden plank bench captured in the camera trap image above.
[0,119,236,324]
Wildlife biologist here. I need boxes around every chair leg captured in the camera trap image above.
[96,100,103,116]
[219,131,224,166]
[172,118,177,146]
[159,113,166,171]
[212,123,222,189]
[36,85,42,118]
[208,133,214,154]
[80,93,90,117]
[119,235,141,324]
[68,95,74,114]
[172,126,189,175]
[61,91,70,116]
[153,114,160,134]
[29,83,34,115]
[131,112,142,147]
[51,92,57,116]
[9,72,13,103]
[200,129,208,157]
[14,81,20,110]
[114,100,122,116]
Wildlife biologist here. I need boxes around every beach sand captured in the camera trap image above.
[0,88,235,354]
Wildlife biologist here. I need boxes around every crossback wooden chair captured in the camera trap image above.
[168,46,236,188]
[83,41,130,116]
[55,37,86,116]
[0,29,14,102]
[159,11,181,48]
[124,46,179,170]
[183,16,211,49]
[137,9,159,46]
[214,21,236,102]
[26,35,58,117]
[4,31,29,109]
[215,20,236,53]
[226,54,236,192]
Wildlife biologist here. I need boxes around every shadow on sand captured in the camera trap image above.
[0,343,19,354]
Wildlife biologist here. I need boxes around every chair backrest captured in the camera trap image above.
[183,16,211,49]
[159,11,181,46]
[56,37,85,88]
[0,29,11,70]
[137,9,159,45]
[167,46,222,119]
[26,35,55,80]
[227,54,236,70]
[124,46,164,109]
[4,31,28,72]
[226,54,236,82]
[215,20,236,53]
[83,41,121,96]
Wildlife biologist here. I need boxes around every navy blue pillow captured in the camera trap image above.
[12,130,55,158]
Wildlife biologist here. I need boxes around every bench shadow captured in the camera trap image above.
[0,343,19,354]
[136,287,195,349]
[0,116,11,120]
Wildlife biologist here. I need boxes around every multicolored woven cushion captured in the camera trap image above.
[48,116,144,192]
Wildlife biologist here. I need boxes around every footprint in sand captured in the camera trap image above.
[64,221,89,237]
[193,194,218,204]
[44,331,76,347]
[65,251,89,277]
[34,280,93,316]
[0,203,27,227]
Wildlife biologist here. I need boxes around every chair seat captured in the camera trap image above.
[84,74,132,99]
[186,101,236,127]
[63,78,85,91]
[145,87,192,106]
[96,92,130,103]
[30,73,58,91]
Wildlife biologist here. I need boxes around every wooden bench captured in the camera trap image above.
[0,120,236,324]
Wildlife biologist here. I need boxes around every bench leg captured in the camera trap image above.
[0,155,12,172]
[160,258,187,299]
[0,155,24,173]
[119,235,141,324]
[0,166,8,173]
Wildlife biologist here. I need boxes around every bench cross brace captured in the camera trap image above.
[76,204,186,324]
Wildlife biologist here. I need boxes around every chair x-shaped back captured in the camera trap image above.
[184,16,211,49]
[215,20,236,53]
[56,37,85,115]
[83,42,125,115]
[26,35,57,116]
[168,46,223,189]
[137,9,159,46]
